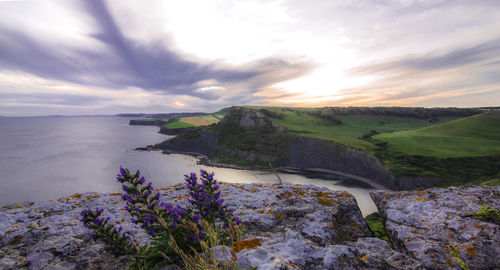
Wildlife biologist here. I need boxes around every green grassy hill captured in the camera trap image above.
[163,121,195,130]
[373,110,500,158]
[153,106,498,186]
[235,107,499,185]
[257,107,461,152]
[163,114,224,130]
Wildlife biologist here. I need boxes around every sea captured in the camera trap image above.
[0,116,377,215]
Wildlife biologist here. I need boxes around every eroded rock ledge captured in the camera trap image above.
[1,184,498,269]
[371,186,500,270]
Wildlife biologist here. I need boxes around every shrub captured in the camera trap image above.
[471,206,500,224]
[365,212,390,242]
[80,167,241,269]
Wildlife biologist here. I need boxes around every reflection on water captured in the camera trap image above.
[0,116,377,215]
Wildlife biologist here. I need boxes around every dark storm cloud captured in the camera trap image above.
[0,27,102,85]
[0,0,313,101]
[0,92,110,106]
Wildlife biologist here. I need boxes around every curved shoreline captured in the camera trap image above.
[137,146,385,189]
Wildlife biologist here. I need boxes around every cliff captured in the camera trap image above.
[157,107,442,190]
[1,184,498,269]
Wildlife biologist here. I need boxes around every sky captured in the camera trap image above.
[0,0,499,116]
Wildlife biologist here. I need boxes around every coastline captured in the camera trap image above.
[136,146,384,189]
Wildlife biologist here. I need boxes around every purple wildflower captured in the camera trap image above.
[193,214,201,222]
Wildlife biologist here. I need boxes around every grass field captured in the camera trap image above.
[373,110,500,157]
[261,107,458,152]
[151,114,225,130]
[179,115,221,126]
[163,121,195,129]
[199,106,499,185]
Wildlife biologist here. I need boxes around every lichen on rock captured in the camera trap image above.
[371,186,500,270]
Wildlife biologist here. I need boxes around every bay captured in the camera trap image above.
[0,116,377,215]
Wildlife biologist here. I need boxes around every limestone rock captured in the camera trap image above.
[5,182,483,269]
[371,186,500,270]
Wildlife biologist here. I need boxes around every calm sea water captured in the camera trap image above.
[0,116,377,215]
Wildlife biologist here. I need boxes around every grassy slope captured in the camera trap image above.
[238,107,499,185]
[163,121,195,129]
[159,114,225,130]
[180,115,221,126]
[261,107,457,152]
[373,110,500,157]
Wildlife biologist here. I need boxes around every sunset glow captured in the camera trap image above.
[1,0,499,115]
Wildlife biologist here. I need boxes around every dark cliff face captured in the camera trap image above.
[129,119,164,126]
[283,136,396,189]
[155,107,441,190]
[157,129,218,156]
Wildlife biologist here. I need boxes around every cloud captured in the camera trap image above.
[0,92,110,106]
[351,38,500,75]
[0,0,314,105]
[1,0,499,115]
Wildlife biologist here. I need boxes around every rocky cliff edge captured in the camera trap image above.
[1,184,498,269]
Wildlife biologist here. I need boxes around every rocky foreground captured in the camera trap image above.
[0,183,498,270]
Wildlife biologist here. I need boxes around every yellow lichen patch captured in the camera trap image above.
[414,197,426,201]
[279,190,294,199]
[109,193,122,196]
[465,246,477,257]
[231,238,262,253]
[305,215,313,220]
[417,191,427,195]
[8,235,23,246]
[350,222,358,228]
[445,257,454,266]
[266,209,275,215]
[277,213,285,219]
[339,191,351,198]
[316,196,335,206]
[17,257,26,265]
[325,222,334,228]
[291,187,305,196]
[71,193,82,199]
[361,256,368,263]
[472,223,484,229]
[48,200,54,202]
[314,191,332,197]
[458,224,466,230]
[4,205,23,210]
